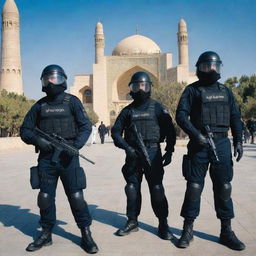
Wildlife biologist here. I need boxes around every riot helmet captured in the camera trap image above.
[196,51,222,74]
[196,51,222,85]
[41,64,67,91]
[128,72,152,103]
[128,72,152,93]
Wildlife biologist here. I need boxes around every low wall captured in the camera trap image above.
[0,137,188,151]
[0,137,30,151]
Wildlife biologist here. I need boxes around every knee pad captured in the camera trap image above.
[125,183,137,201]
[151,184,165,202]
[186,182,203,202]
[219,183,232,201]
[69,191,86,211]
[37,192,51,210]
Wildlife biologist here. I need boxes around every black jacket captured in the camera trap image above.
[20,92,92,150]
[175,81,242,143]
[111,98,176,152]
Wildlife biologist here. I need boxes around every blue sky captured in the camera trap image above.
[1,0,256,99]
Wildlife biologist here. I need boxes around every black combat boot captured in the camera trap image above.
[115,219,139,236]
[219,219,245,251]
[158,218,174,240]
[81,226,99,254]
[26,227,52,252]
[177,219,194,248]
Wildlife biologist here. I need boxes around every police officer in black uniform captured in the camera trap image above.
[20,65,98,254]
[175,52,245,250]
[111,72,176,240]
[98,121,107,144]
[247,118,256,144]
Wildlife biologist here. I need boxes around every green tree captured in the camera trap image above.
[151,81,186,136]
[151,81,185,119]
[84,106,99,125]
[224,74,256,119]
[225,76,238,88]
[0,90,35,137]
[243,97,256,119]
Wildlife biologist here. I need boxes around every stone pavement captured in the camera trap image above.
[0,137,256,256]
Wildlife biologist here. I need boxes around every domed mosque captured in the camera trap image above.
[112,34,161,56]
[70,19,197,125]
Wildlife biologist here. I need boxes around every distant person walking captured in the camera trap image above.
[242,120,250,143]
[98,121,107,144]
[247,118,256,144]
[91,124,97,145]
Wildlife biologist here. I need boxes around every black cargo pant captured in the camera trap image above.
[181,137,234,220]
[121,145,169,220]
[37,155,91,229]
[99,133,105,144]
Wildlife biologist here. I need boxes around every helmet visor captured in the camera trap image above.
[198,61,222,74]
[129,81,151,93]
[41,73,66,87]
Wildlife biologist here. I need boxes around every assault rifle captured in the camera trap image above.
[35,127,95,165]
[205,125,220,162]
[129,123,151,167]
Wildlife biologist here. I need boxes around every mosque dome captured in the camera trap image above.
[112,35,161,56]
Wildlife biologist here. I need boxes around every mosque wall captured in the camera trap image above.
[70,74,92,102]
[70,19,193,125]
[92,60,109,125]
[167,67,178,83]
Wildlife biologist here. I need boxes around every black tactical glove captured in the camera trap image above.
[125,146,138,160]
[234,142,243,162]
[162,151,172,167]
[35,137,53,152]
[196,133,209,147]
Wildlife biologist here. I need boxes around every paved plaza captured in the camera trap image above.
[0,136,256,256]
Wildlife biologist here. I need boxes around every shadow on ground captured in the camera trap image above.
[89,204,219,244]
[0,204,219,246]
[0,204,80,245]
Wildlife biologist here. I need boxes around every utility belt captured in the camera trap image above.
[202,132,228,140]
[143,141,159,148]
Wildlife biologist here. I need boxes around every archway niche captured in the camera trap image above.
[80,86,93,105]
[116,66,158,101]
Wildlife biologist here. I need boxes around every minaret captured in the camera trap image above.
[94,22,105,64]
[177,19,189,66]
[0,0,23,94]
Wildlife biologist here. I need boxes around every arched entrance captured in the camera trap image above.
[116,66,158,101]
[79,86,93,107]
[83,89,93,103]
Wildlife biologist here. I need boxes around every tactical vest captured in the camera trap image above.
[39,93,78,139]
[199,85,230,132]
[125,100,160,145]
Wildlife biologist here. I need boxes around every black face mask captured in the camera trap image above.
[130,89,150,103]
[197,70,221,86]
[43,83,66,98]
